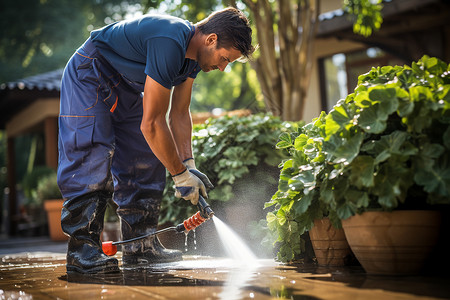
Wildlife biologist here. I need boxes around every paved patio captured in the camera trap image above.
[0,237,449,300]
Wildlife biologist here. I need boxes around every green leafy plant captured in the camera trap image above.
[36,172,62,203]
[22,166,57,205]
[344,0,383,37]
[265,112,341,262]
[160,113,302,224]
[267,56,450,262]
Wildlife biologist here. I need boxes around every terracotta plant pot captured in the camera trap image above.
[309,218,352,266]
[43,199,67,241]
[342,210,441,275]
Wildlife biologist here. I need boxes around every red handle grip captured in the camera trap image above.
[183,211,206,231]
[102,241,118,256]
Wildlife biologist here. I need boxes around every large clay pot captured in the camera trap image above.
[309,218,352,266]
[342,210,441,275]
[43,199,68,241]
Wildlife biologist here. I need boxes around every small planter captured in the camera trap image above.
[43,199,67,241]
[342,210,441,275]
[309,218,352,266]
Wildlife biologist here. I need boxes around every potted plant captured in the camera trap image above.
[37,172,67,241]
[21,166,56,235]
[267,56,449,274]
[321,55,450,275]
[265,112,352,265]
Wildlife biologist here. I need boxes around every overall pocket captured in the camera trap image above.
[75,116,95,150]
[76,57,114,111]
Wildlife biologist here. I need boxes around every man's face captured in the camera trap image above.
[197,34,242,73]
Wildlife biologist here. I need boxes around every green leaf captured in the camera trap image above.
[293,192,314,215]
[294,134,308,150]
[410,86,434,103]
[414,154,450,196]
[368,86,396,102]
[276,132,293,149]
[397,68,414,87]
[444,126,450,149]
[397,97,414,117]
[358,103,388,133]
[281,159,294,170]
[422,143,445,159]
[373,88,399,116]
[336,203,355,220]
[278,244,294,262]
[365,131,417,164]
[373,164,403,208]
[345,189,370,208]
[277,208,287,226]
[331,132,364,164]
[361,107,388,132]
[349,156,375,188]
[266,212,277,224]
[320,178,334,204]
[289,167,316,190]
[354,91,371,108]
[423,56,447,75]
[325,104,352,139]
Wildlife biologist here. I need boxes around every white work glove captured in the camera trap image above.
[183,158,214,190]
[172,168,206,205]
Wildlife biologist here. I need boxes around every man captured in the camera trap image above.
[57,7,254,274]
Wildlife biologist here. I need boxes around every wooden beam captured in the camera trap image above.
[6,98,59,137]
[44,117,58,170]
[445,25,450,62]
[6,137,17,235]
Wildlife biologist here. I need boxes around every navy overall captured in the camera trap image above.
[58,16,200,271]
[57,38,166,208]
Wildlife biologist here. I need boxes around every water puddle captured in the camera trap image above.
[2,218,450,299]
[0,290,34,300]
[61,265,224,287]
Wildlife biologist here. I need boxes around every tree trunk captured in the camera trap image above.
[243,0,319,121]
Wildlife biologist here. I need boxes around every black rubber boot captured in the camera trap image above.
[61,191,120,274]
[118,196,182,266]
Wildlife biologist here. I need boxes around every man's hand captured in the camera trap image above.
[172,169,207,205]
[183,158,214,190]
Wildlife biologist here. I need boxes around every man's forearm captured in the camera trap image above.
[170,78,195,162]
[141,115,186,176]
[169,111,193,162]
[141,75,186,176]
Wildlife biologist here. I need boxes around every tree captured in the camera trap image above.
[160,0,383,120]
[191,63,263,112]
[241,0,383,121]
[0,0,151,83]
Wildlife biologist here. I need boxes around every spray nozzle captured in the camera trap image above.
[197,195,214,219]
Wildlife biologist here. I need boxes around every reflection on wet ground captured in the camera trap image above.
[1,253,449,300]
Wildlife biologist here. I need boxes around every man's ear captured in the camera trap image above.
[205,33,217,46]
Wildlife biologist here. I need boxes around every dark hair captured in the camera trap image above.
[196,7,255,60]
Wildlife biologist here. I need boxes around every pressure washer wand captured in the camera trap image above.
[102,195,214,256]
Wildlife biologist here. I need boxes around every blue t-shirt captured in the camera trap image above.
[90,15,201,90]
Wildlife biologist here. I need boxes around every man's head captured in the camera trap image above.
[195,7,254,72]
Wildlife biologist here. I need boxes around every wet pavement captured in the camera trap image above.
[1,242,450,300]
